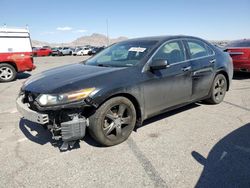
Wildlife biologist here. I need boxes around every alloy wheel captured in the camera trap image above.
[0,66,13,81]
[213,77,226,102]
[102,103,133,140]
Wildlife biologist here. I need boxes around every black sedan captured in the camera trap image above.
[17,36,233,150]
[88,46,105,55]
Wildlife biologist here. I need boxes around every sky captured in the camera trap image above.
[1,0,249,43]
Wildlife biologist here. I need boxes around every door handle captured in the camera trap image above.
[209,59,216,64]
[182,66,191,72]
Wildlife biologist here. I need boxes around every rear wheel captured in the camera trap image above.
[0,63,17,82]
[88,97,136,146]
[205,74,227,104]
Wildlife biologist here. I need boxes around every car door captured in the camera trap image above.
[39,49,43,56]
[184,39,216,100]
[64,47,68,54]
[44,48,49,56]
[143,40,192,117]
[42,48,47,56]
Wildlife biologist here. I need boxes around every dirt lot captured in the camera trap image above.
[0,56,250,188]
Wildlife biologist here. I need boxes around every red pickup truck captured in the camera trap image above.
[0,27,35,82]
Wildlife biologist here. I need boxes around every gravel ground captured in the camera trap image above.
[0,56,250,188]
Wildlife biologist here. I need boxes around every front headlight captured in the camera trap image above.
[36,88,96,106]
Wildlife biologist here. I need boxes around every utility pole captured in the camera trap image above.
[106,19,109,46]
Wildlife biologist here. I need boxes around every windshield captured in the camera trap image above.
[85,40,158,67]
[75,48,82,52]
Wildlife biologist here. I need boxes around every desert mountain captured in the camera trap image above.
[32,33,127,47]
[70,33,127,47]
[32,33,232,48]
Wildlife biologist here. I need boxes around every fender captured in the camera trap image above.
[90,86,145,123]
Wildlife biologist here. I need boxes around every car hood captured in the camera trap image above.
[23,63,127,94]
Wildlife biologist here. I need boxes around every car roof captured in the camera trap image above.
[125,35,205,43]
[226,39,250,48]
[230,39,250,42]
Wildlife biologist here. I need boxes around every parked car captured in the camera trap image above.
[59,47,73,56]
[17,36,233,150]
[72,47,82,56]
[88,46,105,55]
[224,39,250,72]
[77,47,91,56]
[0,27,35,82]
[51,47,62,56]
[33,47,52,57]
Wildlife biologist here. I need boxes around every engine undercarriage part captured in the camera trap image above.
[61,116,86,141]
[48,111,88,151]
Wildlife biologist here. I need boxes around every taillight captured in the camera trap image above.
[30,54,34,64]
[247,50,250,60]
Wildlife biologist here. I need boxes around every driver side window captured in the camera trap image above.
[153,41,185,64]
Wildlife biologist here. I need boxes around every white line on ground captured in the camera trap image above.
[0,108,18,114]
[10,108,18,114]
[17,138,28,143]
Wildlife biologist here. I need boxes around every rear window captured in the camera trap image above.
[226,40,250,47]
[187,40,209,59]
[207,45,214,55]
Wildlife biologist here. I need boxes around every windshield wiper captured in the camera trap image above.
[97,63,112,67]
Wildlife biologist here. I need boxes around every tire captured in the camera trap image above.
[88,97,137,146]
[205,74,227,104]
[0,63,17,82]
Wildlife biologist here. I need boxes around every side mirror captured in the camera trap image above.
[150,59,169,70]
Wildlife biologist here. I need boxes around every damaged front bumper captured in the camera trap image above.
[16,96,49,124]
[16,95,88,150]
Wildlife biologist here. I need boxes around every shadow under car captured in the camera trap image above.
[192,123,250,187]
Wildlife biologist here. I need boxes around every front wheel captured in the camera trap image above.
[205,74,227,104]
[0,63,17,82]
[88,97,136,146]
